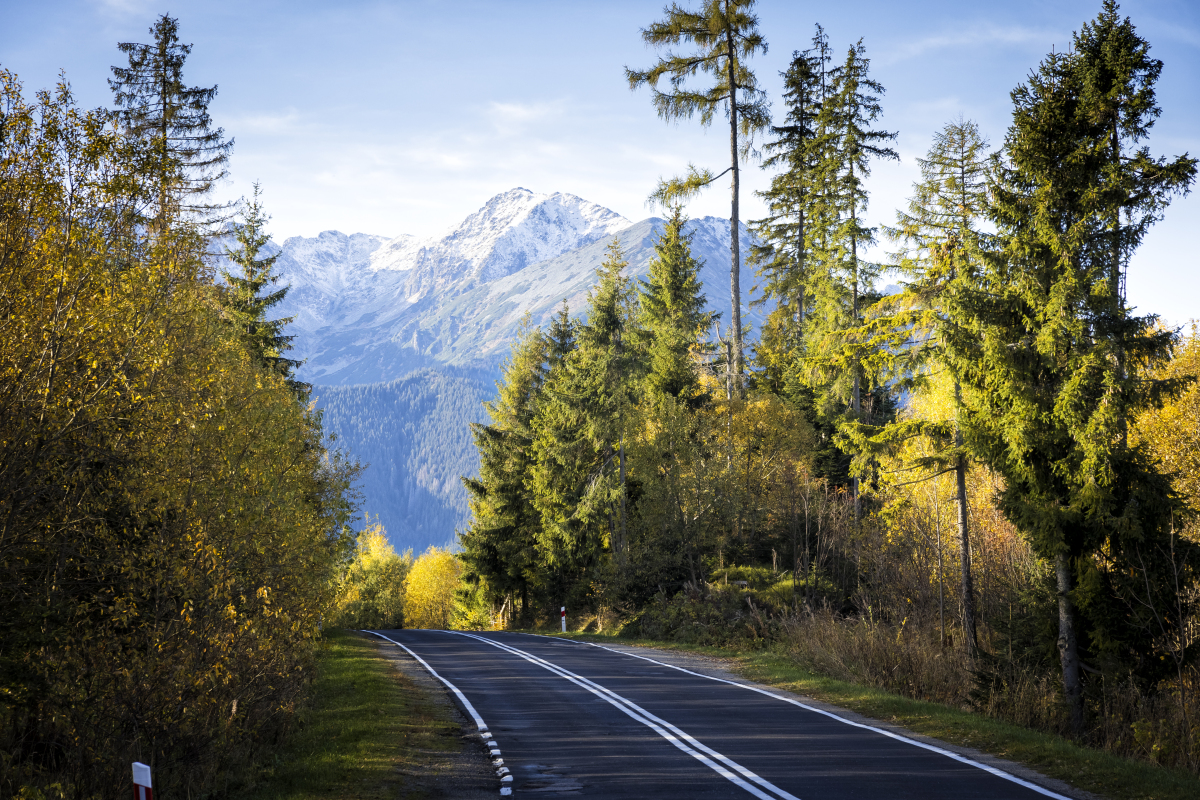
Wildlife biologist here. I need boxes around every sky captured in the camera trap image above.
[3,0,1198,325]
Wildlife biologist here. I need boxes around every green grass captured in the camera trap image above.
[235,629,462,800]
[545,631,1200,800]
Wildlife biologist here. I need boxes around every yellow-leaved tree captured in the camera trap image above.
[1135,322,1200,537]
[404,547,464,629]
[0,70,359,798]
[335,521,413,629]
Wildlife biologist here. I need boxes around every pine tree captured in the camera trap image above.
[805,40,898,516]
[846,118,992,657]
[749,27,833,389]
[945,2,1196,733]
[626,0,770,396]
[639,206,715,403]
[109,14,232,227]
[220,184,304,395]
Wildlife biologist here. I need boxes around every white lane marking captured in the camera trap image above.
[364,631,508,797]
[527,633,1072,800]
[447,631,800,800]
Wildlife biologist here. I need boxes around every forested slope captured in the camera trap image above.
[314,368,495,552]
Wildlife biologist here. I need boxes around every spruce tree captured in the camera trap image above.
[805,40,898,515]
[639,206,715,403]
[626,0,770,396]
[461,318,549,622]
[749,28,832,389]
[945,2,1196,733]
[109,14,232,227]
[530,241,641,576]
[220,184,304,395]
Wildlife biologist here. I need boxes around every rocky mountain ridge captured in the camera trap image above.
[269,188,763,385]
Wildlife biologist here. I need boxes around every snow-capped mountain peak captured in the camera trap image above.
[372,188,632,294]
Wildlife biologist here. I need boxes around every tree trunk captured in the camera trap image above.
[1056,552,1085,736]
[952,378,978,657]
[850,168,861,523]
[618,432,627,567]
[955,453,978,658]
[726,22,744,397]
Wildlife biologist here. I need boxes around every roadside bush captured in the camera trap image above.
[627,581,781,645]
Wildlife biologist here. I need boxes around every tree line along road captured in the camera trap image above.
[367,630,1084,799]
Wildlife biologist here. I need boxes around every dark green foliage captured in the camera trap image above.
[750,27,832,390]
[221,184,305,396]
[108,14,232,226]
[639,206,715,403]
[944,0,1197,732]
[530,241,642,578]
[460,318,550,620]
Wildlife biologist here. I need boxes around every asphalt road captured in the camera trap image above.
[368,629,1074,799]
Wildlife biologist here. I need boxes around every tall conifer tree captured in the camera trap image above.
[750,28,832,389]
[639,207,714,403]
[627,0,770,396]
[109,14,232,228]
[945,2,1196,733]
[531,242,641,574]
[220,185,304,396]
[805,40,898,515]
[846,119,991,656]
[461,318,549,620]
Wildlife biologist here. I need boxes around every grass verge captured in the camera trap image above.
[234,629,461,800]
[546,632,1200,800]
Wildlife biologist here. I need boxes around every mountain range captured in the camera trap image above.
[265,188,767,552]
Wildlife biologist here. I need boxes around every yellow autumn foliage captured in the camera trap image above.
[334,522,413,629]
[0,72,358,797]
[1134,322,1200,532]
[403,546,464,629]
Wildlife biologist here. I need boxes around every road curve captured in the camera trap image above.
[368,629,1075,799]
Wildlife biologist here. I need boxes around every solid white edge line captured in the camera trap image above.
[525,633,1072,800]
[363,631,509,797]
[447,630,798,800]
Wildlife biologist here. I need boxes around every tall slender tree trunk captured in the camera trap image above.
[726,22,744,397]
[953,382,978,658]
[849,168,861,523]
[618,432,627,568]
[1056,552,1085,735]
[955,454,977,657]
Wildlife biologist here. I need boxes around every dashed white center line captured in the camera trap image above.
[447,630,801,800]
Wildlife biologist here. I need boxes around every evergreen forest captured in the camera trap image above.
[459,0,1200,775]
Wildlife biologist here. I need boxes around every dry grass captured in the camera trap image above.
[781,610,1200,775]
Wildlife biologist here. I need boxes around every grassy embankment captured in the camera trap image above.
[235,629,462,800]
[542,631,1200,800]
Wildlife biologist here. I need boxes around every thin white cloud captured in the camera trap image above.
[487,99,567,135]
[880,23,1060,65]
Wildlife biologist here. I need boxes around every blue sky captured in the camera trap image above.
[3,0,1197,324]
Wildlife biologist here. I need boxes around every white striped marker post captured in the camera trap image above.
[132,762,152,800]
[561,606,566,633]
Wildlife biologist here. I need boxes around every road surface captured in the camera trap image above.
[368,629,1078,799]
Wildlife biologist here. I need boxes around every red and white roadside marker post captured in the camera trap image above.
[561,606,566,633]
[132,762,152,800]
